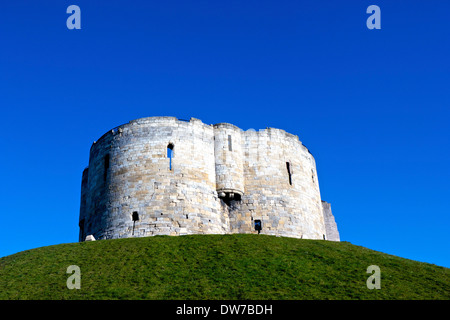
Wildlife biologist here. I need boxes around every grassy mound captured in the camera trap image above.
[0,234,448,299]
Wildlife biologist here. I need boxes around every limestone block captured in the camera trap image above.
[85,235,96,241]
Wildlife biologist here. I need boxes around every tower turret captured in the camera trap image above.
[213,123,245,201]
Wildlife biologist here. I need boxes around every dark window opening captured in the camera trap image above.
[228,135,232,151]
[104,154,110,182]
[312,169,315,183]
[286,162,292,186]
[132,211,139,236]
[254,219,262,234]
[167,143,174,170]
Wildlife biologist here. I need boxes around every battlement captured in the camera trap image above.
[79,116,339,242]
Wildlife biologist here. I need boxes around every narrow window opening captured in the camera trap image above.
[228,135,232,151]
[254,219,262,234]
[132,211,139,236]
[312,169,315,184]
[286,162,292,186]
[167,143,174,170]
[104,154,110,182]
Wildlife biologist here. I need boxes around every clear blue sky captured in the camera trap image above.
[1,1,449,268]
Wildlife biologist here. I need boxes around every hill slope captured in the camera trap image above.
[0,234,448,300]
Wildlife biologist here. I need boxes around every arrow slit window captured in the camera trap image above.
[167,143,174,170]
[286,162,292,186]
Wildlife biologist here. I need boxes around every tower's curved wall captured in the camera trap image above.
[229,128,326,239]
[80,117,228,241]
[79,117,338,241]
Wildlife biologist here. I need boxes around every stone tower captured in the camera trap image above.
[78,117,339,241]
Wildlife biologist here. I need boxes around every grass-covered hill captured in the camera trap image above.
[0,234,448,300]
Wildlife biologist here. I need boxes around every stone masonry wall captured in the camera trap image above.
[322,201,340,241]
[79,117,339,242]
[228,128,326,239]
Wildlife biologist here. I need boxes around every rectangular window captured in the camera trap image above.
[228,135,232,151]
[167,143,174,170]
[132,211,139,236]
[254,219,262,234]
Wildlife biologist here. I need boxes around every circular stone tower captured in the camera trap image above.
[78,117,339,242]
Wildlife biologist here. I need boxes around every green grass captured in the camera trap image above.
[0,234,448,299]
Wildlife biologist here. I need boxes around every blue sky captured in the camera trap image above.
[0,1,449,268]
